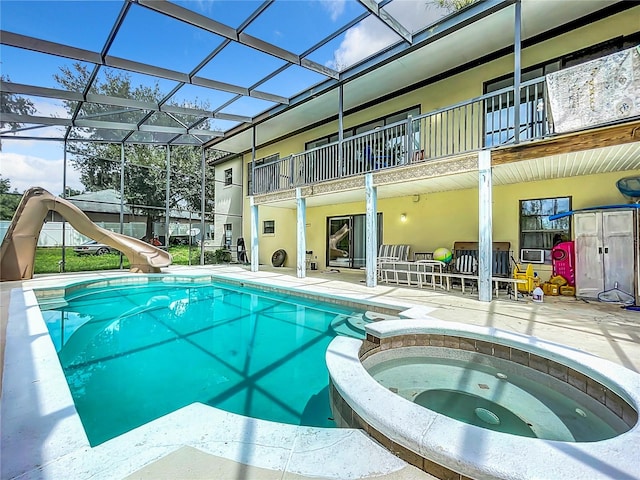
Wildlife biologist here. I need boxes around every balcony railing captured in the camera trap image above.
[252,78,550,195]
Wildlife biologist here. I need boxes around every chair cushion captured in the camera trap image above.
[455,255,478,274]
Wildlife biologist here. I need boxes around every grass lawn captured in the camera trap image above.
[34,245,206,274]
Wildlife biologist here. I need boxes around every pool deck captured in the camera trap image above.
[2,264,639,480]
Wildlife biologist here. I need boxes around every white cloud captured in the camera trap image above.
[0,150,82,195]
[328,17,399,71]
[320,0,346,21]
[325,1,451,71]
[32,98,70,119]
[383,1,449,34]
[193,0,215,15]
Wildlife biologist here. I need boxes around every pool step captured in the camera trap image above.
[330,313,367,338]
[331,311,399,338]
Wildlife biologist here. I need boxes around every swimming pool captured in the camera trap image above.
[40,277,370,446]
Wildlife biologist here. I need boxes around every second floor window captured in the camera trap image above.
[305,106,420,150]
[483,35,638,148]
[224,168,232,186]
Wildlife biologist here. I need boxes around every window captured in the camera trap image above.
[224,168,232,186]
[484,65,558,147]
[305,106,420,150]
[519,197,571,263]
[263,220,275,234]
[483,34,639,148]
[224,223,232,249]
[247,153,279,195]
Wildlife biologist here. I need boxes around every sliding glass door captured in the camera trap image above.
[327,214,382,268]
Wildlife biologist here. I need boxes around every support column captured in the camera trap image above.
[514,0,522,144]
[119,143,125,233]
[61,141,67,272]
[478,150,493,302]
[365,173,378,287]
[250,197,259,272]
[338,84,344,176]
[120,143,125,270]
[296,188,306,278]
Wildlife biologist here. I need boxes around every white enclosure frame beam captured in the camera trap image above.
[165,146,171,247]
[200,147,206,265]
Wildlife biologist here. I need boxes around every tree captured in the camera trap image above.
[0,175,11,194]
[0,75,36,150]
[54,64,215,239]
[0,175,22,220]
[432,0,477,12]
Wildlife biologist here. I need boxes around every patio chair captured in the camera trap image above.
[378,244,411,262]
[377,244,411,280]
[453,253,478,292]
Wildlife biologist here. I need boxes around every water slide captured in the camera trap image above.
[0,187,172,281]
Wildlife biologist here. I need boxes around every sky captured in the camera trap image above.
[0,0,451,195]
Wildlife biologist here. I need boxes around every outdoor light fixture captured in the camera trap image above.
[400,213,407,222]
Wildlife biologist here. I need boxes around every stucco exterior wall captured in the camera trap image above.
[214,156,244,252]
[253,169,639,277]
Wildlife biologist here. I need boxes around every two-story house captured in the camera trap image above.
[208,0,640,301]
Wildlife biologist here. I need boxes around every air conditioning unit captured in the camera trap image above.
[520,248,545,264]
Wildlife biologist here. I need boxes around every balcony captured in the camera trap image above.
[252,77,551,196]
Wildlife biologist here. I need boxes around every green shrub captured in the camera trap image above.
[213,249,231,263]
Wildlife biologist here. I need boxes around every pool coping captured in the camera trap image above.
[1,275,416,480]
[33,272,407,317]
[326,319,640,480]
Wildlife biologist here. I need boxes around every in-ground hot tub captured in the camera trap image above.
[326,319,640,480]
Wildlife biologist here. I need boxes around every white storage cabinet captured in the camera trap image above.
[574,209,638,301]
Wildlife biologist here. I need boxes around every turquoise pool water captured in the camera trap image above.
[41,279,367,446]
